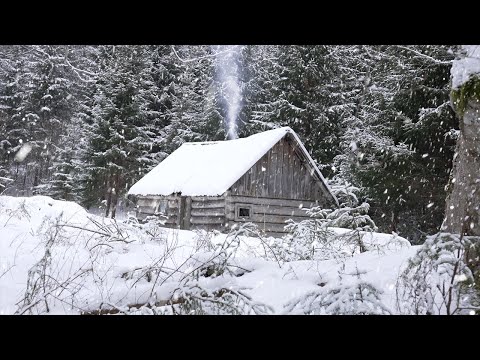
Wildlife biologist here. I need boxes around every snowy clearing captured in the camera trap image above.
[0,196,421,315]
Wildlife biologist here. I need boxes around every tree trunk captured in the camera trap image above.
[111,172,120,219]
[105,174,113,218]
[443,96,480,294]
[442,98,480,236]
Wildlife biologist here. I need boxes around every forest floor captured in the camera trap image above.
[0,196,419,315]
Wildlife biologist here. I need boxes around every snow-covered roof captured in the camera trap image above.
[128,127,337,203]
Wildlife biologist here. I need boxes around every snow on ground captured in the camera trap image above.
[0,196,419,315]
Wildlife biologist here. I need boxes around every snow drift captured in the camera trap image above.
[0,196,417,315]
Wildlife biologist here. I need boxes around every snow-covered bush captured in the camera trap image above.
[284,265,390,315]
[280,206,374,261]
[276,213,340,262]
[0,176,13,195]
[193,229,219,252]
[161,279,273,315]
[124,212,168,243]
[16,212,97,314]
[396,232,480,315]
[327,179,378,232]
[284,282,390,315]
[266,181,379,263]
[136,224,273,315]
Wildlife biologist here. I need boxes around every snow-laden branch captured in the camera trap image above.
[396,45,453,65]
[64,58,97,83]
[171,45,232,63]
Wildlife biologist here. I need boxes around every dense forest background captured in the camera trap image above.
[0,45,459,243]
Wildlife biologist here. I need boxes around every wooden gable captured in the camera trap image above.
[229,133,333,204]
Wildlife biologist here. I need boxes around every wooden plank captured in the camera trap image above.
[250,213,309,224]
[179,196,186,230]
[238,179,244,195]
[136,195,179,201]
[288,140,294,199]
[256,160,264,197]
[291,153,297,198]
[184,196,192,230]
[299,158,306,199]
[277,141,283,197]
[191,201,225,209]
[231,180,238,195]
[277,140,283,198]
[190,216,225,225]
[250,162,257,197]
[296,158,303,198]
[266,148,272,196]
[252,205,310,217]
[312,178,318,200]
[190,195,225,201]
[191,209,226,217]
[229,195,319,208]
[282,139,288,197]
[303,162,309,199]
[260,154,268,197]
[296,160,302,198]
[284,138,290,198]
[285,144,290,198]
[271,145,278,197]
[137,198,178,208]
[294,147,305,198]
[282,139,288,198]
[303,168,310,201]
[226,203,310,217]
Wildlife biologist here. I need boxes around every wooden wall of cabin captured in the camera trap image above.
[225,195,318,237]
[226,135,334,237]
[135,195,181,228]
[134,135,334,237]
[188,196,226,232]
[229,136,331,204]
[135,195,226,232]
[136,193,317,237]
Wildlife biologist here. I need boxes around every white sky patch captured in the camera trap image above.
[14,143,32,162]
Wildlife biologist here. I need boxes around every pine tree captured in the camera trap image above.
[243,45,344,176]
[334,45,457,241]
[84,45,160,217]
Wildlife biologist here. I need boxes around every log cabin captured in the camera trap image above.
[127,127,338,237]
